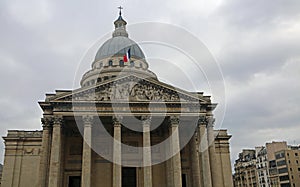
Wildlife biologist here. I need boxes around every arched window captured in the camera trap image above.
[109,60,113,66]
[119,60,124,67]
[130,61,134,67]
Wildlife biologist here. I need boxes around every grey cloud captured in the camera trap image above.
[216,0,300,29]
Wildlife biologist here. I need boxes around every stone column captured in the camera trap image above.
[81,115,93,187]
[38,117,52,187]
[166,127,174,187]
[48,116,63,187]
[170,116,182,187]
[190,132,201,187]
[142,116,152,187]
[113,116,122,187]
[207,117,222,187]
[198,117,212,187]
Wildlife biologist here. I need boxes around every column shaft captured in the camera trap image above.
[48,116,63,187]
[38,119,52,187]
[113,118,122,187]
[170,116,182,187]
[143,119,152,187]
[190,133,201,187]
[198,124,212,187]
[81,116,93,187]
[166,131,174,187]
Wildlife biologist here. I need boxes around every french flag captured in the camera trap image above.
[123,48,131,62]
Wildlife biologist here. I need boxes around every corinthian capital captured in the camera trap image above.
[141,115,152,125]
[169,115,179,126]
[206,116,215,128]
[197,116,206,126]
[82,115,93,124]
[41,116,53,128]
[112,115,123,127]
[53,115,64,125]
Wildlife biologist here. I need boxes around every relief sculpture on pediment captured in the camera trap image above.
[73,81,182,102]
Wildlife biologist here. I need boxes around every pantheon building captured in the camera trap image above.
[1,11,233,187]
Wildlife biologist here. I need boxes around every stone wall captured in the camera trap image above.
[1,130,42,187]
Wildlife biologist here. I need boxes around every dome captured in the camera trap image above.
[94,36,145,61]
[80,10,157,87]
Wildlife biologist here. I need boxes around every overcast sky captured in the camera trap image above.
[0,0,300,167]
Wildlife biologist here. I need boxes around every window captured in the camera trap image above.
[130,61,134,67]
[99,62,103,68]
[109,60,113,66]
[278,167,288,174]
[279,175,289,181]
[295,153,298,156]
[140,63,143,68]
[270,160,277,168]
[275,152,285,159]
[281,183,291,187]
[119,60,124,67]
[277,160,287,166]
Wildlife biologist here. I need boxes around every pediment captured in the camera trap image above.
[48,75,210,104]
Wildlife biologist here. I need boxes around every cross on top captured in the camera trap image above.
[118,6,123,15]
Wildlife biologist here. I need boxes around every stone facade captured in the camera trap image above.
[1,131,42,187]
[1,126,233,187]
[233,149,258,187]
[274,147,300,187]
[234,142,300,187]
[1,11,234,187]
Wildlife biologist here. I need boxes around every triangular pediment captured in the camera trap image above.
[47,75,210,104]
